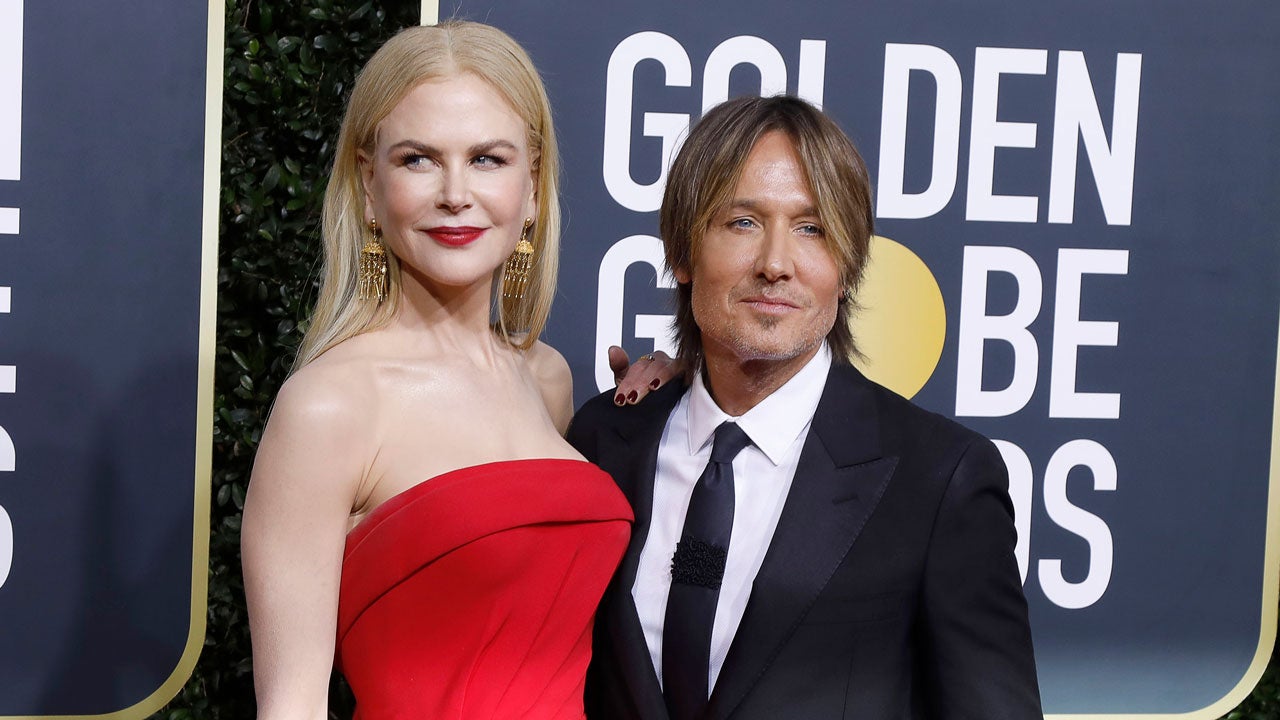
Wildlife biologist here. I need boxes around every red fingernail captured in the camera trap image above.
[614,393,625,406]
[650,378,661,389]
[627,390,638,404]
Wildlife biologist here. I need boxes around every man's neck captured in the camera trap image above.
[702,344,824,417]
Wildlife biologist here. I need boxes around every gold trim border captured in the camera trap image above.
[2,1,223,717]
[1044,311,1280,719]
[10,0,1269,716]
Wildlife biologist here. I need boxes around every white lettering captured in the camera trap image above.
[0,504,11,588]
[796,39,827,109]
[876,43,963,219]
[0,427,10,471]
[0,1,19,591]
[1048,52,1142,225]
[1049,249,1128,418]
[603,32,692,213]
[0,0,20,182]
[595,235,677,391]
[1038,439,1116,609]
[604,33,828,213]
[701,35,788,113]
[0,0,19,233]
[0,285,10,399]
[955,246,1042,417]
[992,439,1034,583]
[966,48,1048,222]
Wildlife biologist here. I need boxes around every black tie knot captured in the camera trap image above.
[709,422,752,464]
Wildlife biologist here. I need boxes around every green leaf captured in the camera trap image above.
[262,164,282,192]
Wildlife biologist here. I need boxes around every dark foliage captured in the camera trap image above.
[152,2,417,718]
[151,1,1279,718]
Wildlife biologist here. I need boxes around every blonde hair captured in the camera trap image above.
[294,22,561,370]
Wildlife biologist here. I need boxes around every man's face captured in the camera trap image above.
[676,130,842,372]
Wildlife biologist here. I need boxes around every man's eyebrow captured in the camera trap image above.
[723,198,821,217]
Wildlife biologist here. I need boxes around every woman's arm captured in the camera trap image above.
[241,370,369,720]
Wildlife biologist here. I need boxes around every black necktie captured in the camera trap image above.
[663,421,753,720]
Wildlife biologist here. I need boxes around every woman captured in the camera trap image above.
[243,22,638,719]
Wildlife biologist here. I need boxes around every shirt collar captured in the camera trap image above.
[686,344,832,465]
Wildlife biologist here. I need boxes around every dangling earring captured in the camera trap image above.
[359,219,388,302]
[502,218,535,300]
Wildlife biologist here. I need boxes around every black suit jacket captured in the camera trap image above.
[567,362,1042,720]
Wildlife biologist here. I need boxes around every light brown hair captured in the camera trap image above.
[661,95,874,374]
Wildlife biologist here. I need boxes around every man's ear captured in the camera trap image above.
[357,149,376,222]
[673,266,691,284]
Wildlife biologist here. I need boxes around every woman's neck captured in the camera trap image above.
[387,268,503,361]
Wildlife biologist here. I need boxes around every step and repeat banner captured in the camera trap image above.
[0,1,219,718]
[444,0,1280,717]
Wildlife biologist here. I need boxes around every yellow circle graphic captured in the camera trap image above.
[849,235,946,399]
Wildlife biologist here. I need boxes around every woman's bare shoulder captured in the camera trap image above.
[274,350,377,430]
[523,339,572,386]
[522,340,574,433]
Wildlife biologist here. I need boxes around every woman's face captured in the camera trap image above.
[360,73,536,297]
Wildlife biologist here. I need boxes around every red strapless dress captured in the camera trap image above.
[335,459,631,719]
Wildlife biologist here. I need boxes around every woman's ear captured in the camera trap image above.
[525,169,538,224]
[357,149,376,223]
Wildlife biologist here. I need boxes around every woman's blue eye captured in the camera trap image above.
[474,154,508,167]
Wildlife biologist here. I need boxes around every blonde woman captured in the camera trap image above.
[243,23,647,719]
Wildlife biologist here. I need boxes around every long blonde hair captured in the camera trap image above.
[294,22,562,370]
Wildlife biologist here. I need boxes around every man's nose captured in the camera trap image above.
[756,225,795,281]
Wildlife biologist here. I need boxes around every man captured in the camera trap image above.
[568,95,1041,719]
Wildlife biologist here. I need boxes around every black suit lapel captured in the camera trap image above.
[600,383,685,719]
[705,364,898,720]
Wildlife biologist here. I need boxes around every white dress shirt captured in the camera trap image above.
[631,344,832,694]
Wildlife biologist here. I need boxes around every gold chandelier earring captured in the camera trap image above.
[358,219,388,302]
[502,218,535,300]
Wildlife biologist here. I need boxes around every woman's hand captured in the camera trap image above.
[608,346,683,405]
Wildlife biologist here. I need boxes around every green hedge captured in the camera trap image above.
[156,2,418,718]
[152,1,1280,717]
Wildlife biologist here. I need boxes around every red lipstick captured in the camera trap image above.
[426,226,485,247]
